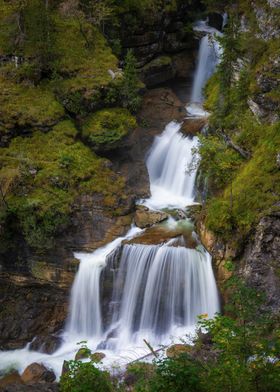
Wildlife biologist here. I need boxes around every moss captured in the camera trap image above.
[52,15,119,100]
[82,108,137,151]
[205,123,280,239]
[0,75,64,133]
[0,120,127,250]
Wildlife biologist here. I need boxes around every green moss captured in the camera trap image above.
[82,108,137,151]
[52,15,119,97]
[0,75,64,132]
[0,120,127,250]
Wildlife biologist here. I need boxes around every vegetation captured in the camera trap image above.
[0,120,127,251]
[82,108,137,151]
[0,0,145,253]
[196,0,280,240]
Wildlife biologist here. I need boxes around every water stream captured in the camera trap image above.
[0,19,222,378]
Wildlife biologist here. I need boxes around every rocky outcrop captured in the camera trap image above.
[134,206,168,229]
[197,210,280,312]
[118,6,197,68]
[0,274,68,350]
[239,211,280,313]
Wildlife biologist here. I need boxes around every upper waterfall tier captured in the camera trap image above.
[143,121,199,209]
[187,20,222,117]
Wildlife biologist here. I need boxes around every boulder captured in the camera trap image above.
[61,361,69,377]
[181,117,207,137]
[21,363,55,384]
[75,347,91,361]
[0,371,23,388]
[166,344,192,358]
[29,335,63,355]
[90,352,106,363]
[134,207,168,229]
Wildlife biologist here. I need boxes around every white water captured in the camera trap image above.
[0,18,222,380]
[143,122,199,209]
[187,20,222,117]
[68,226,142,338]
[102,243,219,350]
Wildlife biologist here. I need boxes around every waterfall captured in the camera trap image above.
[0,17,222,378]
[144,121,199,209]
[191,34,221,104]
[187,20,222,117]
[101,243,219,349]
[67,227,142,337]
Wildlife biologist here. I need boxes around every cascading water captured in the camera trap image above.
[101,242,219,350]
[143,121,199,209]
[187,20,222,117]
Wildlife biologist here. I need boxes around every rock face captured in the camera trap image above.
[0,275,68,350]
[239,211,280,313]
[118,5,197,68]
[134,206,168,229]
[198,211,280,312]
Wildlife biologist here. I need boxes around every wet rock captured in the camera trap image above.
[166,344,192,358]
[21,363,55,384]
[90,352,106,363]
[181,117,207,136]
[134,207,168,228]
[137,88,185,130]
[29,335,63,355]
[0,275,68,350]
[61,361,69,377]
[0,371,23,388]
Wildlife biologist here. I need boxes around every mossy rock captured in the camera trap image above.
[82,108,137,151]
[90,352,106,363]
[75,347,91,361]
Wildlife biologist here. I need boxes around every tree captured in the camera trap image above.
[121,49,141,113]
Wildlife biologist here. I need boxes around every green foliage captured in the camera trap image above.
[150,354,203,392]
[205,122,280,239]
[125,363,155,392]
[0,120,127,250]
[60,360,113,392]
[196,135,243,191]
[121,50,141,113]
[82,108,136,150]
[198,278,280,392]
